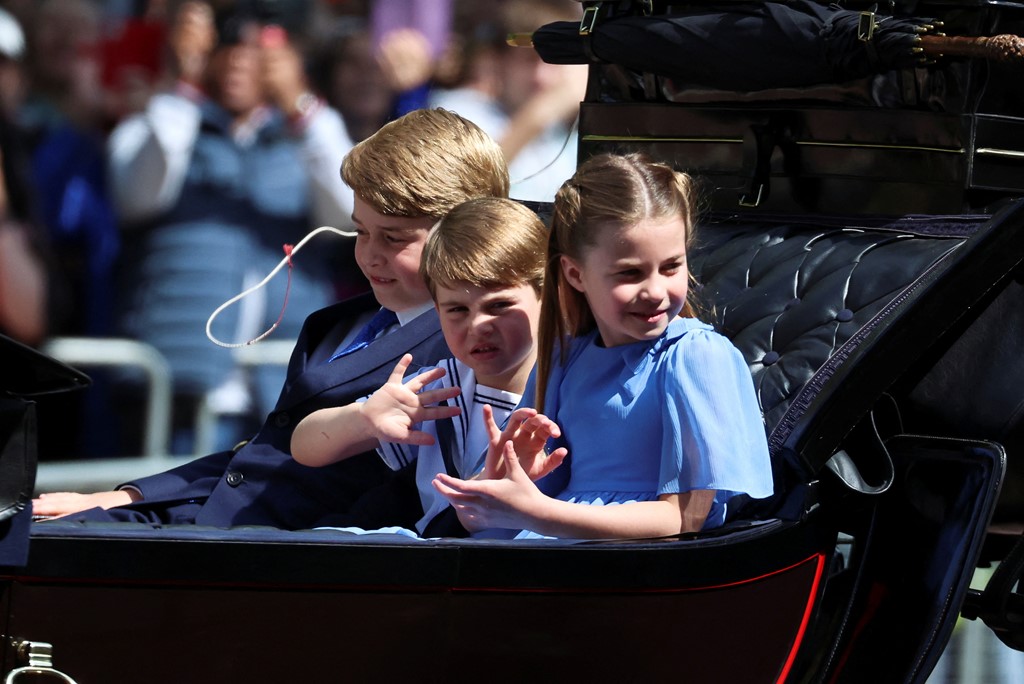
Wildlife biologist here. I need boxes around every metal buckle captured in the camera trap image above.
[858,11,877,42]
[739,183,765,208]
[580,3,602,36]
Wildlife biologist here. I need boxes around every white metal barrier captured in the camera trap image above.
[41,337,172,456]
[34,337,294,493]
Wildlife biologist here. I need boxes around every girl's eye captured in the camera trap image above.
[662,262,683,274]
[385,235,406,245]
[446,306,468,315]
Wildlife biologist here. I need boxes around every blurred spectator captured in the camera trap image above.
[311,1,452,140]
[97,0,170,121]
[430,0,586,203]
[12,0,120,342]
[370,0,450,116]
[0,153,48,347]
[0,5,25,121]
[20,0,108,133]
[0,4,96,463]
[311,15,394,143]
[107,0,358,453]
[0,6,50,346]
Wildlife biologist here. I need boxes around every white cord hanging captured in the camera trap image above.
[205,225,356,348]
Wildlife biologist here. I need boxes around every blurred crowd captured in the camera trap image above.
[0,0,586,458]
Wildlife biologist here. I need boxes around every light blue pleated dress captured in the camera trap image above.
[515,317,773,539]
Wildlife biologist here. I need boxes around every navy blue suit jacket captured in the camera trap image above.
[88,294,450,528]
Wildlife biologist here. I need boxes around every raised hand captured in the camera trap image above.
[361,354,462,446]
[433,441,546,532]
[376,28,434,92]
[259,26,310,116]
[480,405,567,481]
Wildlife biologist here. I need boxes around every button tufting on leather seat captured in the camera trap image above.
[689,217,972,457]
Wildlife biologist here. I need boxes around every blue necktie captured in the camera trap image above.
[328,308,398,362]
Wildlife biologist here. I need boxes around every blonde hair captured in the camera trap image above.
[537,152,700,412]
[341,108,509,219]
[421,197,547,299]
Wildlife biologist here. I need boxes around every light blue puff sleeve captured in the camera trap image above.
[658,327,773,501]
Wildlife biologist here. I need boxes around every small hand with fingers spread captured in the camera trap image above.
[433,441,546,532]
[480,405,567,481]
[361,354,462,446]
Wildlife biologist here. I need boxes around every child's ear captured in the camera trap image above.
[560,255,585,293]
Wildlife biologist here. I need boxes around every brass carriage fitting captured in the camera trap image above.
[506,32,534,48]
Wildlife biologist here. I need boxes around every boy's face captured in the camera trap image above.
[352,196,435,313]
[434,280,541,394]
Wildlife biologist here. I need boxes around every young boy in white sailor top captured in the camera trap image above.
[291,197,567,537]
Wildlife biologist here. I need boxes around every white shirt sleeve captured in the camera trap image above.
[106,92,202,224]
[296,104,356,230]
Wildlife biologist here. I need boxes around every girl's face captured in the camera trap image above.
[561,217,689,348]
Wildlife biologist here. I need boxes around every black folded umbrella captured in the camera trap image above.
[531,0,936,91]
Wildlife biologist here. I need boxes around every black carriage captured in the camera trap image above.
[2,1,1024,681]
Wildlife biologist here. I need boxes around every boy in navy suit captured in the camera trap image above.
[33,108,511,528]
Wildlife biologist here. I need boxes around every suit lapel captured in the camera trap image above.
[279,304,442,408]
[280,294,377,384]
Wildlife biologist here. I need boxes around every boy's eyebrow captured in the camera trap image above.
[435,286,520,307]
[434,292,472,308]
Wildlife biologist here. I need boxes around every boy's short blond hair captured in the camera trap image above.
[341,108,510,219]
[421,197,547,299]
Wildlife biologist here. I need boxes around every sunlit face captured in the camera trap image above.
[434,280,541,393]
[562,217,689,348]
[352,195,434,313]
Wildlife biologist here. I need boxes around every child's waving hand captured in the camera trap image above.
[478,405,567,481]
[433,442,548,532]
[291,354,461,467]
[361,354,463,446]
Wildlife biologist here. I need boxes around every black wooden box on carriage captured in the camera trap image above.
[568,0,1024,216]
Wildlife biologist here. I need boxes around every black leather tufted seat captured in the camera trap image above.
[688,202,1024,519]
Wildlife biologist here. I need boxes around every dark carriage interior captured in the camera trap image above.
[3,0,1024,681]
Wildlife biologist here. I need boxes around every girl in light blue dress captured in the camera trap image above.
[432,152,773,539]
